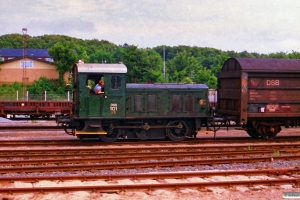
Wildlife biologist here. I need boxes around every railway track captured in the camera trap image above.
[1,168,299,182]
[2,178,300,194]
[0,143,299,174]
[0,149,298,166]
[1,129,300,197]
[0,149,296,160]
[1,155,300,174]
[0,136,300,147]
[0,169,299,194]
[0,143,299,153]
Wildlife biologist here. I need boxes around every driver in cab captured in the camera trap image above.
[94,80,104,94]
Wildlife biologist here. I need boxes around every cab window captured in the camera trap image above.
[111,76,121,90]
[86,74,104,94]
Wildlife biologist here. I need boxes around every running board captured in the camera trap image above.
[75,131,107,135]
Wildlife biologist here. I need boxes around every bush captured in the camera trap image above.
[0,77,70,100]
[27,76,57,94]
[0,82,22,94]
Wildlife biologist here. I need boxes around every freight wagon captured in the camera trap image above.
[218,58,300,139]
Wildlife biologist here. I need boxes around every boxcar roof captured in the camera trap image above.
[73,63,127,73]
[126,83,208,89]
[222,58,300,72]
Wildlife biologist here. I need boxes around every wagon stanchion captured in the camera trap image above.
[213,127,217,138]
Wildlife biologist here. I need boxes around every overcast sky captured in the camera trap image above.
[1,0,299,54]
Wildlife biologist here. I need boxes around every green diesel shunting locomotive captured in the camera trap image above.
[58,62,211,142]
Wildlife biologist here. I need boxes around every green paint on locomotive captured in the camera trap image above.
[72,63,210,121]
[72,63,127,119]
[125,84,209,118]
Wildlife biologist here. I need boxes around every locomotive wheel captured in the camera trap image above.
[136,130,149,140]
[167,120,189,141]
[62,123,75,135]
[258,125,281,139]
[99,128,120,142]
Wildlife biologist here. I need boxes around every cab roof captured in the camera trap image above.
[73,63,127,73]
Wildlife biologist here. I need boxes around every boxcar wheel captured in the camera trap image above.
[258,125,280,139]
[246,128,260,138]
[245,122,260,138]
[167,120,189,141]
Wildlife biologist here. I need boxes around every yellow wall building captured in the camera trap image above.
[0,57,70,85]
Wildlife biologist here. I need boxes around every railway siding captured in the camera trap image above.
[1,122,300,199]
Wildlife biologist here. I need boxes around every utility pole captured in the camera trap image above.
[22,28,27,100]
[163,45,165,77]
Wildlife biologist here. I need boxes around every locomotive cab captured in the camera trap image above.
[70,63,127,136]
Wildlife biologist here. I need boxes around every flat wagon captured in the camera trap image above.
[0,101,72,118]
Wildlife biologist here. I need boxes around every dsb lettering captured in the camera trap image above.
[266,80,280,86]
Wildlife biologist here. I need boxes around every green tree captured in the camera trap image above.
[27,76,56,94]
[194,47,223,69]
[90,49,114,63]
[84,39,118,56]
[166,50,217,88]
[239,50,257,58]
[267,52,288,59]
[210,53,230,77]
[122,45,164,83]
[113,47,125,63]
[166,50,200,83]
[194,67,217,88]
[0,34,23,48]
[288,51,300,59]
[48,41,79,87]
[75,45,90,63]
